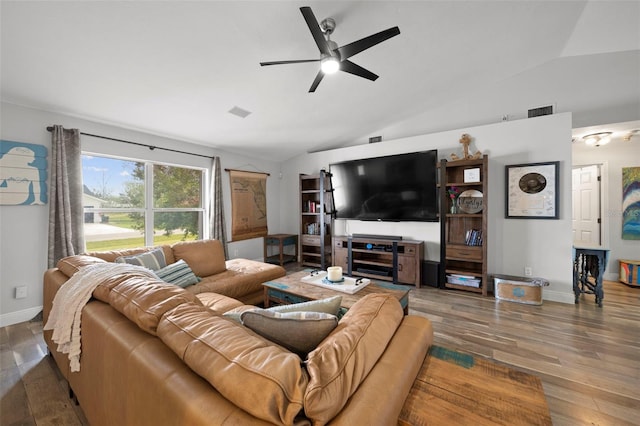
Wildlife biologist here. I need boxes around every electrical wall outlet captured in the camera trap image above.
[15,286,27,299]
[524,267,532,277]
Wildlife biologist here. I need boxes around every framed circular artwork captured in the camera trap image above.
[505,161,559,219]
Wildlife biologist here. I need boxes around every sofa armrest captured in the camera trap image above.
[327,315,433,425]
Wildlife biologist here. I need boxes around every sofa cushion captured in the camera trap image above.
[107,276,203,336]
[91,266,157,302]
[158,303,308,425]
[57,255,107,277]
[186,259,285,299]
[196,293,245,314]
[303,293,404,424]
[172,240,226,277]
[154,259,200,287]
[241,310,338,356]
[86,245,175,265]
[115,247,167,270]
[224,295,343,323]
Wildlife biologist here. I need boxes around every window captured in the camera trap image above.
[82,154,206,251]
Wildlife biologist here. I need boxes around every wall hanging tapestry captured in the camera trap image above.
[622,166,640,240]
[0,140,48,205]
[227,169,268,241]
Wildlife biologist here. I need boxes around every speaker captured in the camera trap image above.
[421,260,440,288]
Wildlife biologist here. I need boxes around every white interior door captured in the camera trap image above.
[572,165,601,246]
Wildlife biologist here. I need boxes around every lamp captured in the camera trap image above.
[583,132,612,147]
[321,55,340,74]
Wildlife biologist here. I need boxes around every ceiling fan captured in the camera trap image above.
[260,6,400,92]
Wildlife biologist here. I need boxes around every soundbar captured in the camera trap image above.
[351,234,403,241]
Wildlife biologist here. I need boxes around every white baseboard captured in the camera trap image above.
[543,290,575,304]
[0,306,43,328]
[604,272,619,281]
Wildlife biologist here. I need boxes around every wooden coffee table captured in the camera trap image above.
[262,270,411,314]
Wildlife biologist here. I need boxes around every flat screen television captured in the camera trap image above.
[330,150,438,222]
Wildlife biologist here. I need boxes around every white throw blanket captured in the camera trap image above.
[44,262,158,372]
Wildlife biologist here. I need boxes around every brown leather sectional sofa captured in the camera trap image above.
[43,239,433,425]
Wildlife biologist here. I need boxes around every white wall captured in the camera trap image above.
[0,103,576,326]
[573,138,640,280]
[280,113,574,304]
[0,102,283,326]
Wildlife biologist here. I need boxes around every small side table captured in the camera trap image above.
[264,234,298,266]
[573,246,610,307]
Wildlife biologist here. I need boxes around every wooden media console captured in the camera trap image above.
[332,236,424,287]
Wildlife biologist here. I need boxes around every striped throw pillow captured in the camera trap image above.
[114,247,166,271]
[154,259,200,288]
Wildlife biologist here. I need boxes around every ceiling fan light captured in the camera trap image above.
[584,136,598,146]
[582,131,613,147]
[321,57,340,74]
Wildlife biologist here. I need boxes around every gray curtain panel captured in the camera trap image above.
[47,125,85,268]
[209,156,228,259]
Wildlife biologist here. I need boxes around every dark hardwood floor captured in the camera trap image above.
[1,272,638,425]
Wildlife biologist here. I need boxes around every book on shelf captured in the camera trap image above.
[446,274,481,287]
[306,222,318,235]
[449,274,477,280]
[303,200,324,213]
[464,229,483,246]
[305,222,329,236]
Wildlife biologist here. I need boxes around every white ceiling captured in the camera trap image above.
[2,1,639,161]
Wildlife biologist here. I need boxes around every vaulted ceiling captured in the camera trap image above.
[2,1,638,161]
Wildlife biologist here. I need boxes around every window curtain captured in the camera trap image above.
[47,125,85,268]
[209,156,228,259]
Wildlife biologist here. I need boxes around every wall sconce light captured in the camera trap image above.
[583,132,612,147]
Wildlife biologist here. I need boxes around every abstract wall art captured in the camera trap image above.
[622,166,640,240]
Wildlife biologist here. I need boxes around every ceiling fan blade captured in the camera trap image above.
[300,6,331,55]
[309,70,325,93]
[337,27,400,60]
[339,60,378,81]
[260,59,320,66]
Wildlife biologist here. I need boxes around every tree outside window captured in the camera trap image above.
[82,154,205,251]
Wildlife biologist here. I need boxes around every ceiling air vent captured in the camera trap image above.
[369,136,383,143]
[528,105,553,118]
[228,106,252,118]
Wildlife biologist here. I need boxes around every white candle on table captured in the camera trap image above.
[327,266,342,281]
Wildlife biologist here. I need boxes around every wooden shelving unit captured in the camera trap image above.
[439,155,489,295]
[300,171,333,269]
